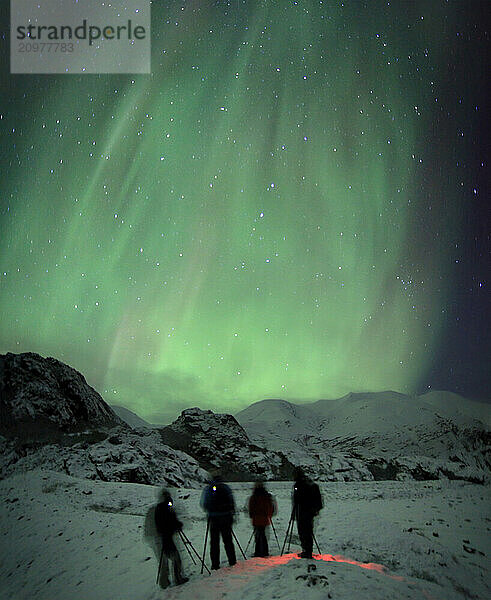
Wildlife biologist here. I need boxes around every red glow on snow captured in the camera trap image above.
[181,553,439,600]
[314,553,406,581]
[246,553,405,582]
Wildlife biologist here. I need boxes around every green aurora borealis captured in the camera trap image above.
[1,2,488,422]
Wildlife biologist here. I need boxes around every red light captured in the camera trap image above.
[244,552,407,583]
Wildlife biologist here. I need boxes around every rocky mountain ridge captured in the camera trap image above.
[0,353,207,487]
[0,352,294,486]
[111,404,154,429]
[1,352,489,486]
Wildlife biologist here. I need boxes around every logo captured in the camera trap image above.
[11,0,151,74]
[16,19,148,46]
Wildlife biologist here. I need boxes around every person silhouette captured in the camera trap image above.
[292,467,322,558]
[200,473,237,569]
[248,481,277,557]
[151,489,188,588]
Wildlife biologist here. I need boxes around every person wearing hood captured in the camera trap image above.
[292,467,323,559]
[153,489,188,588]
[248,481,277,557]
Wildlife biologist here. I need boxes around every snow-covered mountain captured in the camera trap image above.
[159,407,295,481]
[236,392,490,483]
[2,351,489,486]
[0,352,207,487]
[1,426,208,487]
[0,352,295,486]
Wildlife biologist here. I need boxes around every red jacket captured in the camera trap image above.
[248,489,276,527]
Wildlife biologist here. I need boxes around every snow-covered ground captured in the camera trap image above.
[1,470,489,600]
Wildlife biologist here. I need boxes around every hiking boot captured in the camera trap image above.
[299,552,313,559]
[175,577,189,586]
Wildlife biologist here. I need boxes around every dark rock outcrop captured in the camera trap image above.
[0,352,123,435]
[159,407,295,481]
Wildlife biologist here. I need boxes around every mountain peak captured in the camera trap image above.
[0,351,123,434]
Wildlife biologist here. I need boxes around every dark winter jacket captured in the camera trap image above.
[201,480,235,518]
[155,501,183,539]
[248,486,276,527]
[293,477,323,518]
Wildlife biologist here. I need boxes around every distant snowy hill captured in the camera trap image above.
[236,391,490,483]
[111,404,153,429]
[0,352,207,487]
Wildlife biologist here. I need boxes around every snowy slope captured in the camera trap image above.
[111,404,154,429]
[238,392,489,441]
[236,392,490,483]
[0,469,489,600]
[308,391,489,437]
[0,427,208,487]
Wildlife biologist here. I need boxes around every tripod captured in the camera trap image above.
[245,520,281,556]
[270,519,281,552]
[281,507,296,554]
[281,507,322,556]
[178,529,210,575]
[245,529,254,555]
[201,517,247,572]
[200,519,210,574]
[232,528,247,560]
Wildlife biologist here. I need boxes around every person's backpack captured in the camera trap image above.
[309,482,323,515]
[295,479,323,515]
[207,482,234,514]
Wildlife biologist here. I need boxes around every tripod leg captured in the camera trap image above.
[245,529,254,555]
[270,520,281,553]
[180,531,211,574]
[281,509,295,555]
[280,516,290,555]
[201,519,209,575]
[287,511,295,553]
[178,530,197,565]
[231,529,247,560]
[156,543,165,585]
[312,531,321,555]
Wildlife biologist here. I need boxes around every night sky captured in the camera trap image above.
[0,1,489,424]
